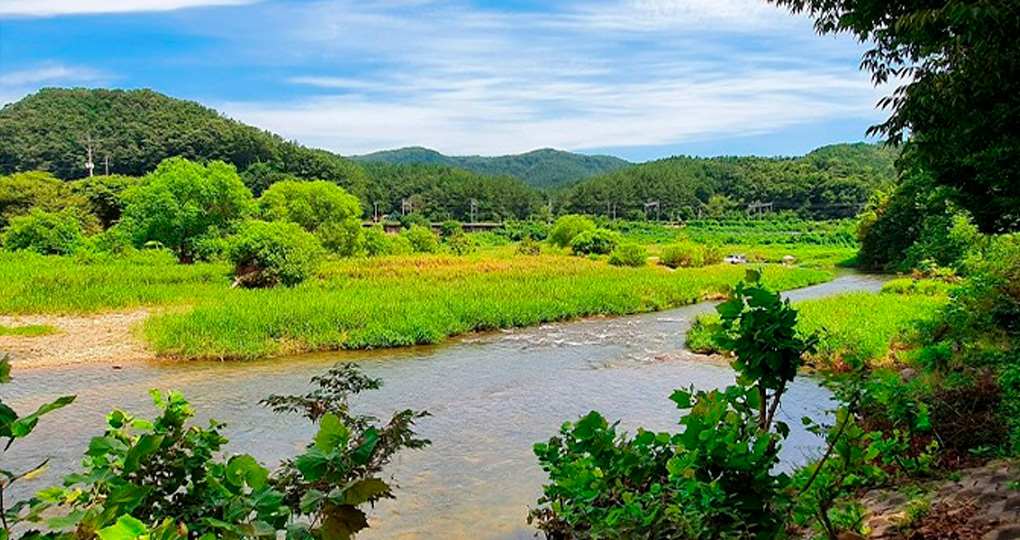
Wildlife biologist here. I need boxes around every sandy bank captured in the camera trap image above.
[0,310,154,368]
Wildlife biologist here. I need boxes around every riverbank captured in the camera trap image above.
[0,250,834,364]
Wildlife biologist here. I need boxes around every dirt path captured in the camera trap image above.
[0,310,154,368]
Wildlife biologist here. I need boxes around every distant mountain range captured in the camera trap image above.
[352,147,631,189]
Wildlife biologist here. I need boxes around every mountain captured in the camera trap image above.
[0,88,368,196]
[353,147,631,189]
[563,143,899,220]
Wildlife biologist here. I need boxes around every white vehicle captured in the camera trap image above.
[724,254,747,264]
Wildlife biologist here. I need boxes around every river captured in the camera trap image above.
[3,272,888,539]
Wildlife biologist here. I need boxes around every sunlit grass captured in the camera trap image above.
[144,253,830,360]
[687,290,947,368]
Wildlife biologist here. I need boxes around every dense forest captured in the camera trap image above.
[1,89,898,223]
[0,88,369,197]
[562,143,899,220]
[353,147,631,189]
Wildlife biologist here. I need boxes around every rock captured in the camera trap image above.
[899,367,919,381]
[983,526,1020,540]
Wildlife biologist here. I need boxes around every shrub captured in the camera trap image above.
[363,225,394,256]
[260,180,364,256]
[608,243,647,267]
[570,228,618,255]
[440,220,463,238]
[399,213,430,230]
[402,225,440,253]
[122,157,256,262]
[391,234,414,255]
[228,220,322,288]
[549,214,595,247]
[1,209,83,255]
[660,241,705,268]
[446,233,477,255]
[517,236,541,256]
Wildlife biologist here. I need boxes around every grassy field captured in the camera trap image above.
[686,288,947,368]
[142,253,830,360]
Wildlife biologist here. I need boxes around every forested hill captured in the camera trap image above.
[353,147,631,189]
[0,88,369,197]
[563,143,900,220]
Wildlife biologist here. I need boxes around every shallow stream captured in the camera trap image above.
[4,272,888,539]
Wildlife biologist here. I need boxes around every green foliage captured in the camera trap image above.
[566,143,897,220]
[516,236,541,256]
[228,221,322,288]
[548,215,595,248]
[880,278,956,297]
[659,241,719,268]
[439,220,462,238]
[240,162,297,197]
[26,364,427,540]
[0,324,55,337]
[767,1,1020,233]
[1,209,83,255]
[355,146,630,190]
[260,180,363,257]
[68,175,140,229]
[569,228,618,255]
[401,225,440,253]
[532,273,812,539]
[0,171,83,230]
[121,157,256,262]
[0,88,367,198]
[607,243,647,267]
[397,212,429,230]
[0,356,76,535]
[361,226,394,257]
[445,233,477,256]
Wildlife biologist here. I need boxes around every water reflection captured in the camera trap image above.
[4,273,887,539]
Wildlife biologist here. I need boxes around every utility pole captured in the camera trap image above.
[470,199,479,223]
[104,154,110,176]
[84,133,95,178]
[373,201,381,222]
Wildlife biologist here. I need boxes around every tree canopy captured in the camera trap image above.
[767,0,1020,233]
[121,157,255,261]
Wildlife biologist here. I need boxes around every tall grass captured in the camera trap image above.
[687,291,947,367]
[144,254,830,360]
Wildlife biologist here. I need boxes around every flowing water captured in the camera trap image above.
[4,272,888,539]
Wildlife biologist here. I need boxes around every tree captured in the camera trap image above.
[228,220,322,288]
[68,174,140,229]
[1,209,83,255]
[548,214,596,248]
[767,0,1020,233]
[260,179,364,256]
[0,171,76,229]
[121,157,255,262]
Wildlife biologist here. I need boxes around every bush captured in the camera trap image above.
[549,214,595,247]
[660,241,706,268]
[402,225,440,253]
[260,179,363,256]
[517,236,542,256]
[608,243,647,267]
[570,228,618,255]
[228,220,322,288]
[440,220,463,238]
[391,234,414,255]
[1,209,83,255]
[446,233,477,255]
[363,225,394,256]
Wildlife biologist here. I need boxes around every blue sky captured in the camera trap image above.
[0,0,889,161]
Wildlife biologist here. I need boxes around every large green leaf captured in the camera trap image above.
[225,454,269,489]
[314,413,350,452]
[350,428,378,465]
[123,434,164,474]
[97,515,147,540]
[10,395,76,437]
[317,504,368,540]
[337,478,389,506]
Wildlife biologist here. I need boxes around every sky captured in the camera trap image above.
[0,0,889,161]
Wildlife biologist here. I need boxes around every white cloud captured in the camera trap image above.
[0,64,111,104]
[0,0,255,17]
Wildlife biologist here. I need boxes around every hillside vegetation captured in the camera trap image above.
[564,143,898,220]
[353,146,631,189]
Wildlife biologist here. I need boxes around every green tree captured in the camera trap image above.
[548,214,596,248]
[767,0,1020,233]
[0,171,76,229]
[68,174,140,229]
[121,157,255,262]
[1,209,83,255]
[260,180,364,256]
[229,220,322,288]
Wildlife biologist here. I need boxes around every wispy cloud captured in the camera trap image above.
[0,64,111,104]
[0,0,255,18]
[212,0,881,155]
